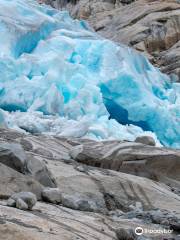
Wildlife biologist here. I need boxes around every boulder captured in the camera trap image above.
[15,198,29,210]
[7,198,16,207]
[0,142,26,173]
[115,228,136,240]
[60,191,106,212]
[135,136,155,146]
[0,201,175,240]
[0,134,57,188]
[0,163,43,200]
[0,128,180,239]
[8,192,37,210]
[26,154,57,188]
[42,188,62,204]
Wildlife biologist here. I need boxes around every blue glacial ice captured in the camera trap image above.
[0,0,179,148]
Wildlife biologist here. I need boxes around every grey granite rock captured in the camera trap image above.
[42,188,62,204]
[116,228,136,240]
[135,136,156,146]
[0,162,43,200]
[0,142,26,173]
[7,198,16,207]
[16,198,29,210]
[9,192,37,210]
[70,140,180,189]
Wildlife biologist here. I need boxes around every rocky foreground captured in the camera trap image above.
[43,0,180,81]
[0,127,180,239]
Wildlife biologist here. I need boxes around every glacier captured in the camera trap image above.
[0,0,179,148]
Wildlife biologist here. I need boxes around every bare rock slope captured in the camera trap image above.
[0,128,180,239]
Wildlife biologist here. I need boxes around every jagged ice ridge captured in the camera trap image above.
[0,0,179,148]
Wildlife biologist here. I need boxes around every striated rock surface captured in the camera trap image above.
[1,200,175,240]
[70,139,180,189]
[44,0,180,81]
[0,128,180,239]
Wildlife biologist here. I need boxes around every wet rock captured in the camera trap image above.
[0,141,56,188]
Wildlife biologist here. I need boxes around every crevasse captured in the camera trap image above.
[0,0,179,148]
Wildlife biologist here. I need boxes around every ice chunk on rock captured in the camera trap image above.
[0,0,179,148]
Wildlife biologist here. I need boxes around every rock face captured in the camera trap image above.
[43,0,180,81]
[0,142,26,173]
[0,128,180,239]
[0,162,43,200]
